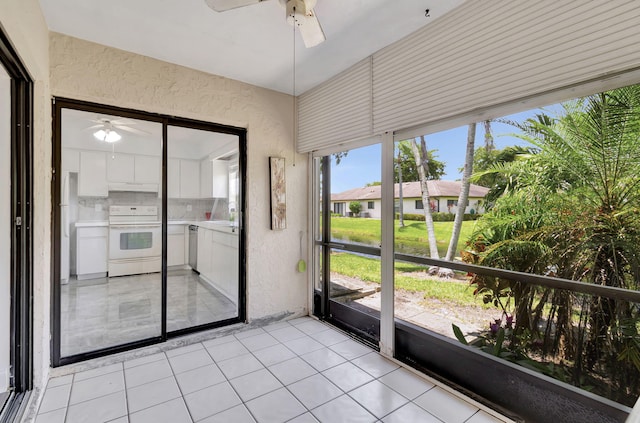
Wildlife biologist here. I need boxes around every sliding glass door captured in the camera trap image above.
[53,100,246,365]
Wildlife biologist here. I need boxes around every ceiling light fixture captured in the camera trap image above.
[93,128,121,143]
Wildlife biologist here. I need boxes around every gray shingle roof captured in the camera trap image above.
[331,180,489,201]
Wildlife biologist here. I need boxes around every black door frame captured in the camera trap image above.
[0,25,34,420]
[51,98,247,366]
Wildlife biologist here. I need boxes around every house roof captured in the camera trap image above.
[330,180,489,202]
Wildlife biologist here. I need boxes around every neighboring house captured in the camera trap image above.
[331,181,489,218]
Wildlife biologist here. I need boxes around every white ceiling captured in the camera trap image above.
[38,0,465,95]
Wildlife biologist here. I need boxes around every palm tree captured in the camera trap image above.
[445,123,476,261]
[410,136,439,258]
[465,85,640,403]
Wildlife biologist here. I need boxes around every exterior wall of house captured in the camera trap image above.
[0,0,52,395]
[49,33,308,323]
[332,197,485,219]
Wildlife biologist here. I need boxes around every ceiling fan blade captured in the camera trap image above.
[85,124,105,130]
[205,0,265,12]
[115,125,151,136]
[298,10,325,48]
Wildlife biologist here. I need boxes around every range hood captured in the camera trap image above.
[108,183,159,193]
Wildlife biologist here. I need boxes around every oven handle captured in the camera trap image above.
[109,225,162,229]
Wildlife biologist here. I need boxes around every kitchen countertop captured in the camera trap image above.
[195,220,238,234]
[75,221,108,228]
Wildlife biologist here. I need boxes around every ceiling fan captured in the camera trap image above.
[205,0,326,48]
[86,117,150,143]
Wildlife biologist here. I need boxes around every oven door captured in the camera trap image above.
[109,224,161,260]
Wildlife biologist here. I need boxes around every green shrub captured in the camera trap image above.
[349,201,362,216]
[396,212,481,222]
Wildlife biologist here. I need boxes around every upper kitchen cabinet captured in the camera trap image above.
[107,153,160,185]
[134,155,161,184]
[78,150,108,197]
[167,158,200,199]
[106,153,135,183]
[200,159,229,199]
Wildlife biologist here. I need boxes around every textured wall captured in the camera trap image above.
[50,33,309,321]
[0,0,52,393]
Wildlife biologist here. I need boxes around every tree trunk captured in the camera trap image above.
[445,123,476,261]
[411,136,439,258]
[397,150,404,227]
[484,120,494,153]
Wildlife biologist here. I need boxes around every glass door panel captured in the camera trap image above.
[0,62,10,397]
[167,126,240,331]
[59,108,163,358]
[320,144,382,343]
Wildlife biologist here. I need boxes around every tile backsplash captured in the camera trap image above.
[77,192,222,221]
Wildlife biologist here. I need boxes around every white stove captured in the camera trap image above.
[108,205,161,277]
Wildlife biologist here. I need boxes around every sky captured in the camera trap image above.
[330,104,565,193]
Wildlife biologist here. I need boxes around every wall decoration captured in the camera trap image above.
[269,157,286,230]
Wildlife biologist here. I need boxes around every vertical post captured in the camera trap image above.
[380,132,395,356]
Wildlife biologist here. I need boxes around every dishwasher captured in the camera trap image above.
[188,225,199,273]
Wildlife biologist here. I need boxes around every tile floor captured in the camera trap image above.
[61,268,237,357]
[36,317,512,423]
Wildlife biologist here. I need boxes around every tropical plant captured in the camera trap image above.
[462,85,640,405]
[411,136,440,258]
[348,201,362,216]
[395,140,445,182]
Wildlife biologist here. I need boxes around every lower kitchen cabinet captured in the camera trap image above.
[76,226,108,280]
[197,226,238,301]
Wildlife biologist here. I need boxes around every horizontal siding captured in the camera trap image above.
[372,0,640,134]
[297,58,372,153]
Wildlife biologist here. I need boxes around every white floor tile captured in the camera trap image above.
[328,339,372,360]
[124,352,166,369]
[46,375,73,388]
[268,357,317,385]
[165,342,204,358]
[238,332,280,352]
[184,381,242,421]
[175,363,226,395]
[169,348,214,374]
[38,384,71,414]
[69,371,125,405]
[205,340,250,362]
[466,410,505,423]
[348,380,408,419]
[252,343,297,367]
[288,412,319,423]
[313,329,350,347]
[288,317,314,326]
[245,388,306,423]
[351,352,399,378]
[106,417,128,423]
[322,362,374,392]
[288,374,343,409]
[300,348,347,372]
[311,394,376,423]
[414,387,478,423]
[296,320,330,336]
[34,408,66,423]
[65,391,127,423]
[202,334,237,348]
[261,321,291,332]
[73,363,123,382]
[229,368,283,402]
[124,359,172,388]
[127,376,181,413]
[199,404,256,423]
[381,402,440,423]
[217,353,264,379]
[269,326,307,343]
[235,327,266,340]
[129,397,191,423]
[378,368,434,400]
[284,337,324,356]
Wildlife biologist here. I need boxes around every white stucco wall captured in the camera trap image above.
[49,33,308,321]
[0,0,52,395]
[332,197,485,219]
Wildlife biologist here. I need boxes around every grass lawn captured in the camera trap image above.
[331,217,478,258]
[330,252,488,308]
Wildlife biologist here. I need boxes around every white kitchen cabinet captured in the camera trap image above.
[200,159,228,198]
[106,153,135,183]
[76,226,108,279]
[168,158,181,198]
[167,225,186,266]
[209,229,238,301]
[197,227,212,279]
[180,159,200,199]
[62,149,80,172]
[135,155,161,184]
[78,151,108,197]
